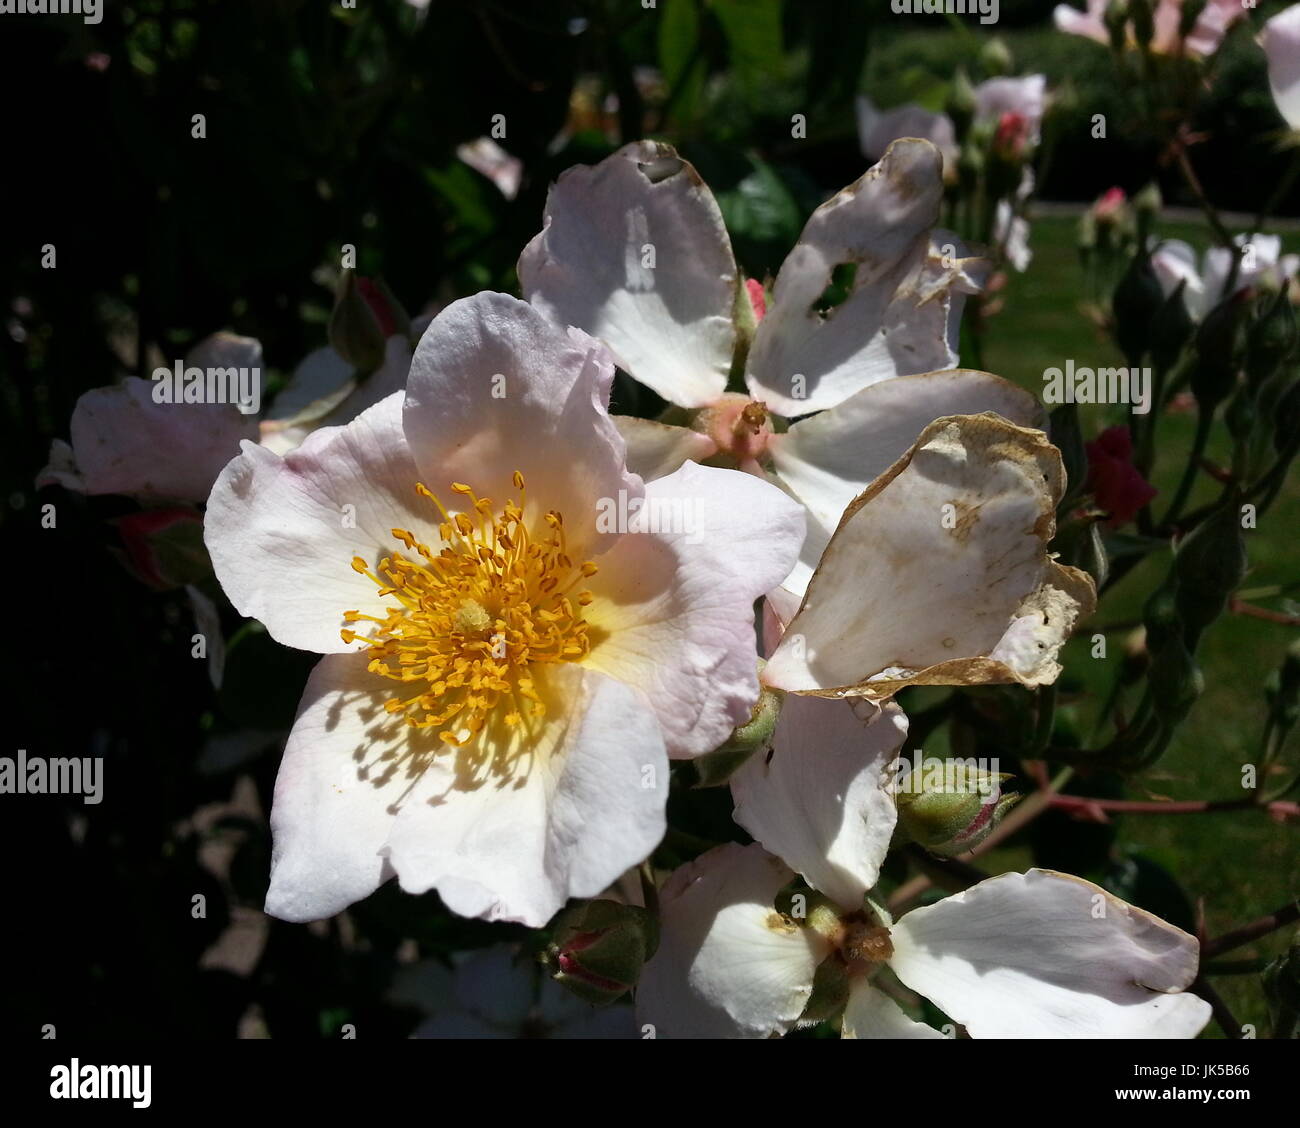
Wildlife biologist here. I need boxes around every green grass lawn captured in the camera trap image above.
[976,212,1299,1034]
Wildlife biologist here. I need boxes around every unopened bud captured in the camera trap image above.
[1142,583,1183,654]
[947,68,977,137]
[1225,385,1258,446]
[1050,403,1088,509]
[1191,290,1249,409]
[546,899,659,1006]
[1178,0,1209,43]
[1173,503,1248,642]
[693,680,783,787]
[1275,379,1300,454]
[980,37,1013,77]
[1246,284,1297,390]
[1112,255,1165,363]
[1104,0,1130,51]
[1151,280,1195,375]
[1265,638,1300,730]
[112,507,209,590]
[797,956,851,1027]
[329,269,388,374]
[1147,635,1203,724]
[1263,934,1300,1039]
[1129,0,1155,49]
[894,761,1019,857]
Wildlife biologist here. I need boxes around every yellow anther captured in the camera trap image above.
[342,471,599,757]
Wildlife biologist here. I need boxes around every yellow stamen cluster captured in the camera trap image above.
[341,472,598,750]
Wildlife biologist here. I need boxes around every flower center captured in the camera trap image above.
[697,392,772,467]
[840,922,893,974]
[341,472,598,749]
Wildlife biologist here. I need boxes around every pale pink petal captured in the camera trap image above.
[205,391,428,654]
[266,654,667,928]
[584,462,805,759]
[731,697,907,909]
[769,369,1046,599]
[519,141,738,408]
[841,979,945,1039]
[889,869,1213,1038]
[855,95,958,171]
[636,843,831,1038]
[1053,4,1110,47]
[384,662,668,927]
[63,332,262,501]
[614,415,717,482]
[765,415,1094,697]
[745,140,953,416]
[402,292,641,559]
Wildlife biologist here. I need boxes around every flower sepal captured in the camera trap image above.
[894,760,1020,857]
[546,899,660,1007]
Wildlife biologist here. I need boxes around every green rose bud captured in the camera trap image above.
[1129,0,1155,49]
[947,68,977,138]
[692,676,784,787]
[328,269,387,375]
[1112,255,1165,364]
[1263,934,1300,1039]
[546,899,659,1006]
[1150,279,1194,377]
[894,758,1019,857]
[980,37,1013,78]
[1173,503,1248,644]
[1190,290,1249,411]
[1104,0,1130,51]
[1246,285,1297,391]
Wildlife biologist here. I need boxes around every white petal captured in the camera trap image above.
[402,292,641,558]
[1053,4,1109,46]
[266,654,668,928]
[1150,240,1205,318]
[66,373,258,502]
[732,697,907,908]
[614,415,717,483]
[841,979,945,1039]
[584,462,805,759]
[765,414,1093,696]
[263,652,403,922]
[205,391,428,654]
[745,139,954,416]
[387,661,667,926]
[637,843,831,1038]
[260,337,413,457]
[519,141,738,408]
[770,368,1045,596]
[36,438,85,493]
[261,345,355,430]
[855,95,957,170]
[889,869,1212,1038]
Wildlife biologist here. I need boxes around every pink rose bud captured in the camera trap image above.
[114,507,209,590]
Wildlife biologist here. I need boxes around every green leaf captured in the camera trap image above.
[711,0,784,104]
[659,0,706,126]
